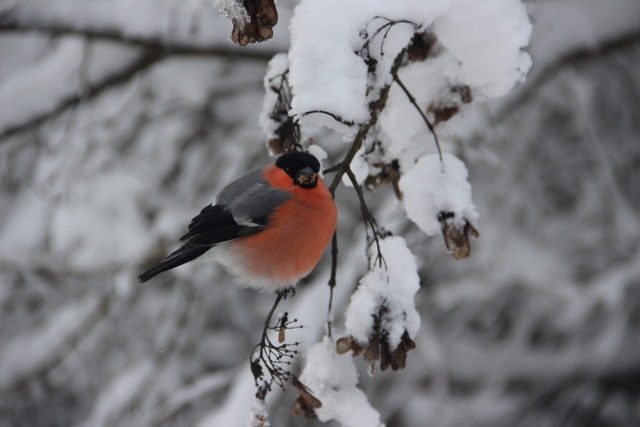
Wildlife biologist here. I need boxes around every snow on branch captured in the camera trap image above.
[399,153,479,259]
[297,337,383,426]
[338,236,420,373]
[286,0,531,133]
[253,0,532,421]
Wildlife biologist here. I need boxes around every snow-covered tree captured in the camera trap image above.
[1,1,640,426]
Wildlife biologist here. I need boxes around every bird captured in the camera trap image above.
[138,151,338,292]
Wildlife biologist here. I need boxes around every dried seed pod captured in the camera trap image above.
[336,336,353,354]
[407,31,439,62]
[277,312,288,343]
[291,377,322,418]
[438,211,479,260]
[291,395,318,419]
[230,0,278,46]
[337,317,416,372]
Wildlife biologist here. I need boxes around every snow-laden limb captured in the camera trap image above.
[434,0,533,98]
[298,337,384,427]
[400,153,478,236]
[339,236,420,372]
[287,0,531,135]
[400,153,480,259]
[288,0,446,130]
[399,153,480,259]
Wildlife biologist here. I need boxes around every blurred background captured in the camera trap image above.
[1,1,639,426]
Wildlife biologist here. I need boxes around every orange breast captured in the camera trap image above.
[228,166,337,289]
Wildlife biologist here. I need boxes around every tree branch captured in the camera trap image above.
[392,72,443,162]
[0,19,278,60]
[496,30,640,122]
[0,46,165,143]
[327,47,407,196]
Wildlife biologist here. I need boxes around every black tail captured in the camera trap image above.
[138,245,212,283]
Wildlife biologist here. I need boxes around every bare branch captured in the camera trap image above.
[298,110,356,127]
[344,167,387,269]
[250,287,300,389]
[0,21,278,60]
[0,46,166,143]
[496,29,640,122]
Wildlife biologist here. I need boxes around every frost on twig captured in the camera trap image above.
[399,153,479,259]
[338,236,420,373]
[217,0,278,46]
[297,337,383,426]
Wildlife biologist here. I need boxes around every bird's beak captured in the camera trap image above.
[295,167,318,188]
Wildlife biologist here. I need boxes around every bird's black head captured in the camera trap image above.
[276,151,321,189]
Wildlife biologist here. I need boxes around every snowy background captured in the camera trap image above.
[1,0,640,426]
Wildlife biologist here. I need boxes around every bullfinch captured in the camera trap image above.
[138,151,338,291]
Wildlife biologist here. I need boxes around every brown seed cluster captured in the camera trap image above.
[291,377,322,419]
[336,331,416,373]
[231,0,278,46]
[427,85,473,125]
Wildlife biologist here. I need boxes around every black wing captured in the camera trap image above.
[138,171,291,283]
[180,204,258,244]
[137,205,259,283]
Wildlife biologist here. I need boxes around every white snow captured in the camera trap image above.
[287,0,531,139]
[434,0,532,98]
[399,153,478,237]
[342,146,369,187]
[307,144,328,168]
[299,337,384,427]
[345,236,420,349]
[216,0,249,26]
[245,394,270,427]
[260,53,290,145]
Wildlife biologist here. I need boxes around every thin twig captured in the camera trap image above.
[0,22,278,60]
[344,167,387,269]
[250,287,299,388]
[393,73,443,162]
[326,232,338,338]
[299,110,356,127]
[0,46,166,142]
